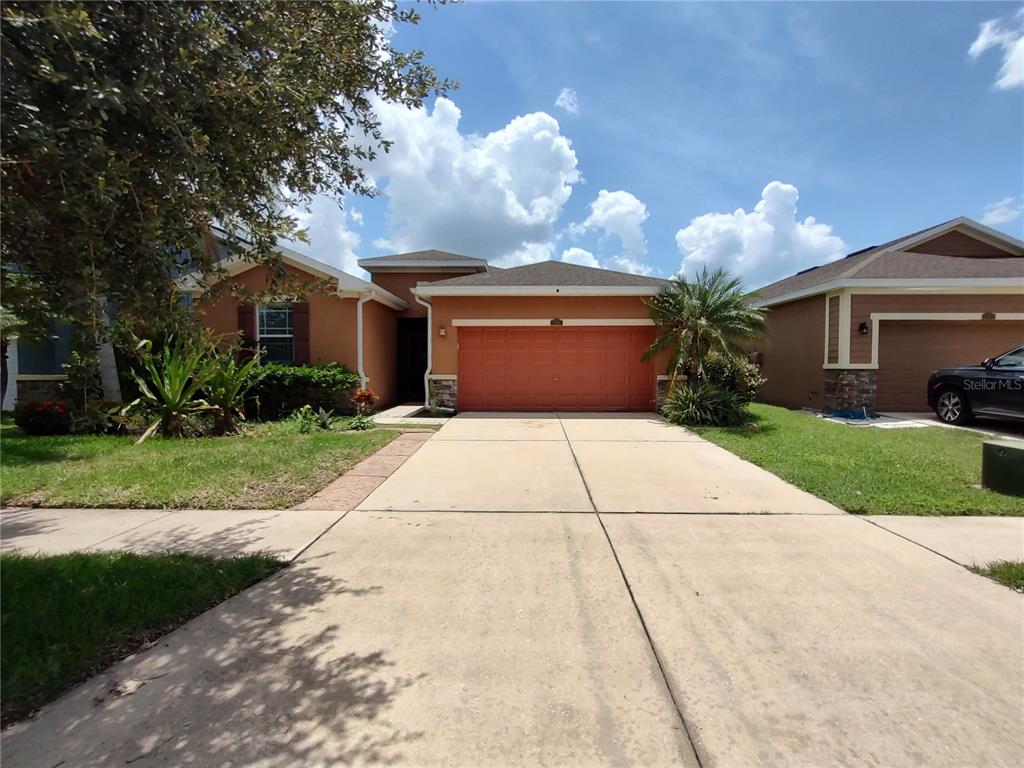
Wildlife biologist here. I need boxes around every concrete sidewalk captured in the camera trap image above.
[0,507,344,560]
[864,515,1024,567]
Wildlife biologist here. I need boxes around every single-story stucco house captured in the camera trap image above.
[750,217,1024,413]
[189,250,673,412]
[4,242,672,412]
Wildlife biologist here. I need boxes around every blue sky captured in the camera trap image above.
[288,2,1024,289]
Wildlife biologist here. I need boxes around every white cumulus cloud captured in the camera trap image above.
[608,256,654,276]
[560,247,601,268]
[571,189,650,257]
[558,248,654,277]
[284,196,365,278]
[969,8,1024,90]
[499,241,556,268]
[981,195,1024,226]
[674,181,846,288]
[555,87,579,115]
[367,97,580,265]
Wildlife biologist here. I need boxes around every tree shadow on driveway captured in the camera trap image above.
[1,551,425,767]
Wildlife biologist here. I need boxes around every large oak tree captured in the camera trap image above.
[1,0,448,393]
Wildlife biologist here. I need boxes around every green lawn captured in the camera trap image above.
[1,551,282,723]
[0,420,396,508]
[971,560,1024,591]
[693,404,1024,516]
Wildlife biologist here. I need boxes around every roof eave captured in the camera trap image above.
[753,277,1024,308]
[358,261,488,274]
[413,285,665,298]
[177,246,409,311]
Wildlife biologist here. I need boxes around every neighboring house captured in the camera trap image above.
[750,217,1024,413]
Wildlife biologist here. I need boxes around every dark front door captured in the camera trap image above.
[396,317,428,403]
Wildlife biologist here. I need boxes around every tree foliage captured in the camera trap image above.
[645,267,768,384]
[1,1,449,338]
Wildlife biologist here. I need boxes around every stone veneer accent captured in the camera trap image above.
[427,375,458,411]
[656,376,672,411]
[824,369,878,413]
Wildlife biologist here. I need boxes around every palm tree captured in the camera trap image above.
[644,267,768,387]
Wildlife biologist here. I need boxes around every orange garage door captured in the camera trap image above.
[458,326,656,411]
[876,320,1024,411]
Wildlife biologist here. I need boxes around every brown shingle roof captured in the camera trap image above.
[753,218,1024,303]
[425,260,669,288]
[358,249,486,265]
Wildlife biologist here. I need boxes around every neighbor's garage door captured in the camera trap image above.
[877,320,1024,411]
[458,326,656,411]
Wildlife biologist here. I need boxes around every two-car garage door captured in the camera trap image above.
[876,320,1024,411]
[458,326,656,411]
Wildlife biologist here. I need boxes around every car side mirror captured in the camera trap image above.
[982,358,993,369]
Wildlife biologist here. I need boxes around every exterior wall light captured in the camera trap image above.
[439,327,446,337]
[858,322,870,335]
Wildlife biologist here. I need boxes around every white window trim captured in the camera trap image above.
[256,303,296,363]
[451,318,655,327]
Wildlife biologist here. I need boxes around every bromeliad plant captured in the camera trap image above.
[125,337,215,442]
[205,350,262,436]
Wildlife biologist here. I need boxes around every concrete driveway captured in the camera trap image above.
[358,413,839,514]
[3,413,1022,767]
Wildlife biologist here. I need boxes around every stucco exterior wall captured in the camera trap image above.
[369,271,475,317]
[427,295,667,374]
[753,295,826,411]
[849,293,1024,364]
[194,264,359,368]
[361,298,398,407]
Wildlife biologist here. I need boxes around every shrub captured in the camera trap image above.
[661,379,750,427]
[13,400,72,435]
[346,413,376,431]
[69,401,122,435]
[701,351,765,405]
[248,363,360,421]
[289,404,337,434]
[203,350,261,436]
[124,336,215,442]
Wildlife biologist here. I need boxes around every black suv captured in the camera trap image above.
[927,344,1024,425]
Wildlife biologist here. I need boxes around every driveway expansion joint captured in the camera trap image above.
[556,413,706,768]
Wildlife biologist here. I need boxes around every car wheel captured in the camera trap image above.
[935,388,971,425]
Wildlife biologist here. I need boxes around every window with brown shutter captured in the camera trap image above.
[292,301,310,364]
[257,303,295,363]
[237,304,256,348]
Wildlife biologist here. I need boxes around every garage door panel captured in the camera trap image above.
[458,326,655,412]
[877,320,1024,411]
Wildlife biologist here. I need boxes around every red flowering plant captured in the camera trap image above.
[13,399,72,435]
[347,387,378,431]
[351,387,378,415]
